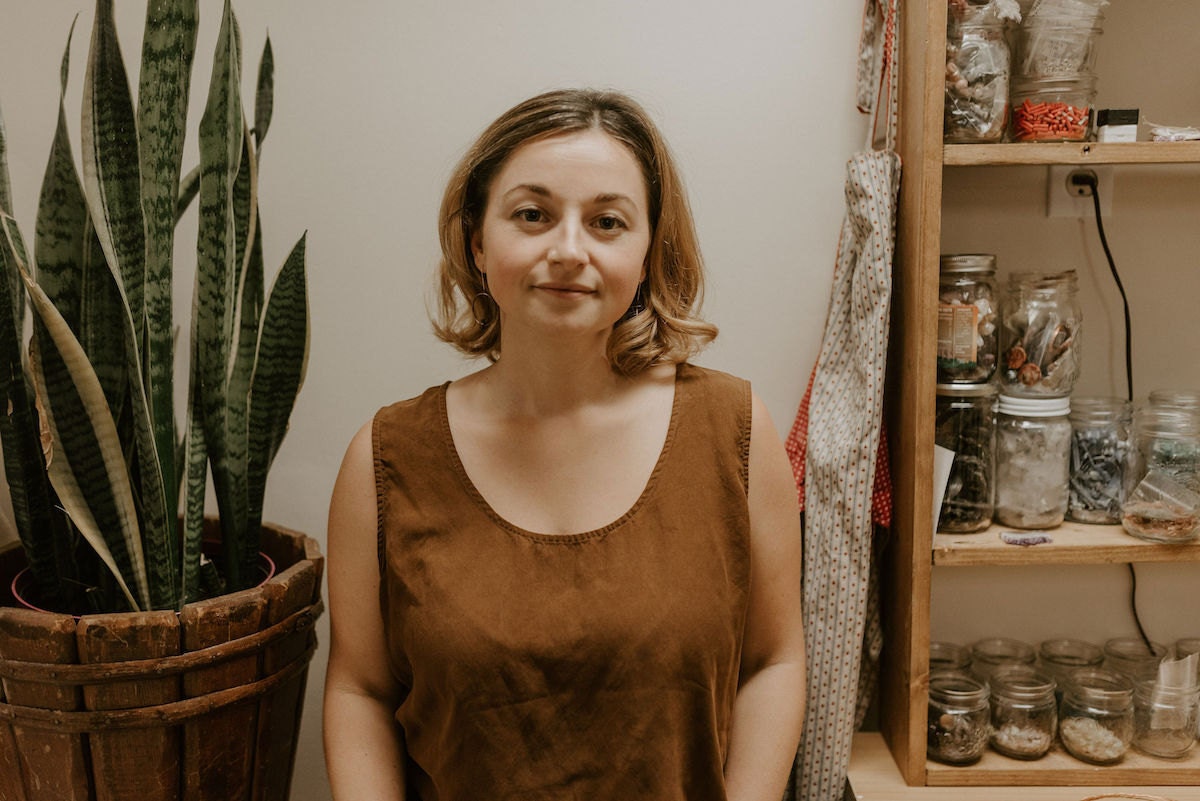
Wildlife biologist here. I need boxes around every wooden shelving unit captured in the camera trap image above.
[875,0,1200,792]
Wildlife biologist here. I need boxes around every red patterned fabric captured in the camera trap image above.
[784,368,892,528]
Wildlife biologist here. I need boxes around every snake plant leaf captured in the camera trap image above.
[78,217,127,419]
[138,0,198,542]
[196,0,252,590]
[35,21,86,335]
[246,234,307,530]
[0,106,11,216]
[3,217,147,613]
[0,213,76,607]
[181,387,206,605]
[254,37,273,149]
[176,165,200,224]
[81,0,146,351]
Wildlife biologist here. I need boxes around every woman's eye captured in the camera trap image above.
[595,215,625,231]
[515,208,544,223]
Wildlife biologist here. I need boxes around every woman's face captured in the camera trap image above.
[471,129,651,347]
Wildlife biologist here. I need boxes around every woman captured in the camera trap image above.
[324,89,805,800]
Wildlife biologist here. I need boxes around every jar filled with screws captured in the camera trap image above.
[931,641,973,673]
[938,255,999,383]
[995,395,1071,528]
[1104,637,1168,684]
[1059,668,1134,765]
[1121,407,1200,543]
[936,383,998,533]
[971,636,1037,684]
[944,2,1017,143]
[1039,638,1104,699]
[1068,397,1131,524]
[989,665,1058,760]
[999,271,1081,397]
[928,670,991,765]
[1133,680,1200,759]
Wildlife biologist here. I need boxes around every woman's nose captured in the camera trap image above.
[548,220,586,266]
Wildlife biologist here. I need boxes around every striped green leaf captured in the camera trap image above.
[3,216,146,613]
[176,165,200,223]
[81,0,146,350]
[196,0,252,589]
[254,38,273,149]
[35,21,86,336]
[138,0,198,557]
[78,217,127,420]
[181,383,207,605]
[0,213,76,607]
[247,234,307,529]
[0,106,17,328]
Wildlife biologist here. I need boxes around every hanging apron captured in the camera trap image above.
[786,0,900,797]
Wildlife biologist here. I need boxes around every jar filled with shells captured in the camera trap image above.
[938,255,999,383]
[999,271,1081,397]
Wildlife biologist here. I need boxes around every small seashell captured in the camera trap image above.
[1018,362,1042,385]
[1006,345,1027,370]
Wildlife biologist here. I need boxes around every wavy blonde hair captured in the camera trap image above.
[432,89,717,376]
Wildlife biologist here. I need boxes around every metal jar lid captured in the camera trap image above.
[940,254,996,274]
[936,382,999,397]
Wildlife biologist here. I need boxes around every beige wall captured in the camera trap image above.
[0,3,862,796]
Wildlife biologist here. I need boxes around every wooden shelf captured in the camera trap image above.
[927,744,1200,787]
[944,141,1200,166]
[849,732,1200,799]
[933,522,1200,566]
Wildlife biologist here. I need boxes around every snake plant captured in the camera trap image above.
[0,0,309,613]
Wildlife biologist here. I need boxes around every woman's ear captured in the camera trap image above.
[471,230,486,271]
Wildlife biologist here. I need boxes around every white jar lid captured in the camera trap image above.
[998,394,1071,417]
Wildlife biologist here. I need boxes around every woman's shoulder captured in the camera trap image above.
[374,381,450,427]
[676,362,751,406]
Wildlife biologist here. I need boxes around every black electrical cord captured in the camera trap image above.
[1078,171,1153,653]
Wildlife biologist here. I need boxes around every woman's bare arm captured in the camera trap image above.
[324,422,407,800]
[723,392,807,801]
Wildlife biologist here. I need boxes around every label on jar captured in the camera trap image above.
[937,303,979,367]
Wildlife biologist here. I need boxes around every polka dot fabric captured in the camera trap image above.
[787,1,899,797]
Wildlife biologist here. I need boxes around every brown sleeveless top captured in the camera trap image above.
[374,363,752,800]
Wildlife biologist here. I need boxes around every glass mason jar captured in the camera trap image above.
[995,395,1071,529]
[928,670,991,765]
[1104,637,1168,684]
[930,641,973,673]
[944,13,1011,143]
[1121,407,1200,543]
[937,255,999,383]
[936,383,997,533]
[971,637,1037,683]
[1149,388,1200,413]
[1039,638,1104,697]
[999,271,1081,397]
[1133,680,1199,759]
[1067,397,1131,524]
[989,665,1058,760]
[1014,17,1104,78]
[1010,74,1097,142]
[1058,668,1134,765]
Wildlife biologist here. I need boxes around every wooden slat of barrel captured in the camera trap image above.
[0,608,88,801]
[77,611,182,801]
[251,560,318,800]
[181,587,267,801]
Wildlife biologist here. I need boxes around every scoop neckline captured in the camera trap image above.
[438,363,687,544]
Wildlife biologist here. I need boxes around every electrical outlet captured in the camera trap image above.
[1046,165,1114,218]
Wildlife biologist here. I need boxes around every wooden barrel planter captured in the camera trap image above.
[0,521,324,801]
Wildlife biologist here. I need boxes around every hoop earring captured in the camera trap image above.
[625,282,646,319]
[472,273,496,327]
